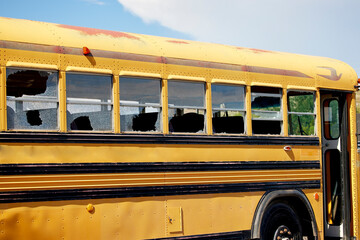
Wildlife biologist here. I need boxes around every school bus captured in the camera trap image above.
[0,17,359,240]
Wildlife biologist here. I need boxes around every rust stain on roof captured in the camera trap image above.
[167,40,189,44]
[236,47,273,54]
[58,24,140,40]
[249,48,273,53]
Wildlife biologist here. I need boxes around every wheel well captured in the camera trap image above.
[251,190,318,240]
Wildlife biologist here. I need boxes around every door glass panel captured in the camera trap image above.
[356,91,360,142]
[325,150,342,225]
[324,99,340,139]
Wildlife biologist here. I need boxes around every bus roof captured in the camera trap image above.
[0,17,358,91]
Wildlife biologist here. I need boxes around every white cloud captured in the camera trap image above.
[118,0,360,74]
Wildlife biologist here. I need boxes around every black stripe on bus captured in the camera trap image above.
[0,180,320,203]
[1,161,320,175]
[0,132,320,145]
[149,230,251,240]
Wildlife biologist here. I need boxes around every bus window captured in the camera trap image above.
[211,84,245,134]
[6,68,59,130]
[288,91,315,136]
[120,77,161,132]
[168,81,205,133]
[251,86,282,135]
[66,73,113,131]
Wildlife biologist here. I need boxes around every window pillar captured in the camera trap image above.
[59,70,67,132]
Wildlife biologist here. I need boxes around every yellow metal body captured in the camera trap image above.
[0,17,358,240]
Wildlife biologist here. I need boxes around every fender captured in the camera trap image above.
[251,189,318,239]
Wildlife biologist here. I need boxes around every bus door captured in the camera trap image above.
[321,91,351,239]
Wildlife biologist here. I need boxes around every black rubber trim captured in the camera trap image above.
[0,180,320,203]
[1,161,320,175]
[0,132,319,145]
[149,230,251,240]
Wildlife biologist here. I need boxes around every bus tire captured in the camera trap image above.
[260,202,303,240]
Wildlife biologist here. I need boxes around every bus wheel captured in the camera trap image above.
[260,202,302,240]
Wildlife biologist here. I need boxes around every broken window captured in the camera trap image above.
[288,91,315,135]
[120,77,161,132]
[66,73,112,131]
[251,86,282,134]
[6,68,59,130]
[212,84,245,134]
[168,81,205,133]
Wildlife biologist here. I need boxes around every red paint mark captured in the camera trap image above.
[197,61,207,68]
[53,46,65,54]
[241,65,249,72]
[236,47,273,54]
[317,66,342,81]
[249,48,272,53]
[58,24,140,40]
[167,40,189,44]
[156,56,168,64]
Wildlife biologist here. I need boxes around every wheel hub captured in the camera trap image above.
[273,225,294,240]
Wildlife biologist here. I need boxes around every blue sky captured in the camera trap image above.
[0,0,190,39]
[1,0,359,76]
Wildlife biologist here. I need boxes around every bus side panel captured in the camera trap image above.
[0,194,264,240]
[0,143,321,239]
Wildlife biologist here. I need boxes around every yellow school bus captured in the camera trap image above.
[0,17,358,240]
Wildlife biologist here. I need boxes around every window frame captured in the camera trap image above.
[211,83,246,135]
[251,86,283,135]
[6,67,60,131]
[119,76,162,133]
[251,91,283,121]
[287,90,316,136]
[66,72,114,132]
[168,80,206,134]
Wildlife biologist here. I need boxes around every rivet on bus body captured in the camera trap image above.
[314,193,319,201]
[86,204,95,213]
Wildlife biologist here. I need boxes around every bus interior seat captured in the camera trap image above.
[252,120,281,134]
[70,116,93,130]
[212,116,244,134]
[69,110,111,131]
[169,112,204,133]
[132,112,158,131]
